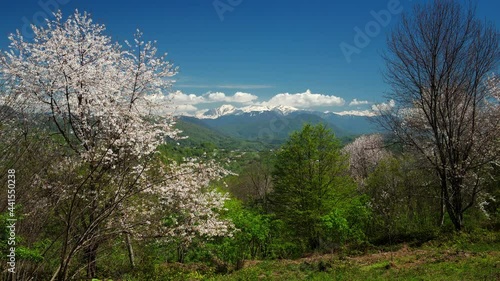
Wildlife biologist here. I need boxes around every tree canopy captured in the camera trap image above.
[271,124,355,250]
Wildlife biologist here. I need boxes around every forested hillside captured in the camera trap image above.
[0,1,499,280]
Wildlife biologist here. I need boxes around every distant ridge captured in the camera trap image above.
[176,105,382,146]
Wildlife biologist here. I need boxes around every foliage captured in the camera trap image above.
[207,232,500,281]
[321,195,371,246]
[0,5,498,281]
[364,155,440,243]
[270,123,360,251]
[198,199,272,267]
[226,151,274,208]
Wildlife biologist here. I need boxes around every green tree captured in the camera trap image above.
[365,154,440,242]
[270,124,354,250]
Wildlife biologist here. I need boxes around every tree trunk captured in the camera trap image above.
[177,244,186,263]
[85,177,99,279]
[439,187,445,227]
[125,232,136,268]
[49,265,60,281]
[85,242,99,278]
[442,177,464,231]
[55,255,72,281]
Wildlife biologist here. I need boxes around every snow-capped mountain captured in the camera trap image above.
[201,104,239,119]
[240,105,299,115]
[179,104,381,142]
[199,104,299,119]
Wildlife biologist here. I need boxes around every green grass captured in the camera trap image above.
[203,231,500,281]
[204,249,498,281]
[115,230,500,281]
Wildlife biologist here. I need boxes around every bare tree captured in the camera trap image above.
[380,0,499,231]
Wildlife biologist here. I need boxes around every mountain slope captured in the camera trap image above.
[191,111,347,145]
[319,112,380,135]
[174,117,267,150]
[173,105,383,149]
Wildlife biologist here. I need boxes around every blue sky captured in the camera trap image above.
[1,0,499,115]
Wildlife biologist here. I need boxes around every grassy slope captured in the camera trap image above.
[207,235,499,281]
[100,231,499,281]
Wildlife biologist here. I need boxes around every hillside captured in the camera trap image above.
[177,105,381,147]
[174,117,266,150]
[142,231,500,281]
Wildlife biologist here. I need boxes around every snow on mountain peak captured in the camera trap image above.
[198,104,299,119]
[200,104,238,119]
[272,105,299,115]
[240,105,272,113]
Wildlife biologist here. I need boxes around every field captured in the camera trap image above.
[212,245,498,280]
[121,230,499,281]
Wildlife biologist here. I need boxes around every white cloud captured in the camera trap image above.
[163,89,347,109]
[156,90,258,105]
[170,104,198,113]
[349,99,370,106]
[205,91,258,104]
[231,92,259,103]
[146,90,260,115]
[152,89,381,116]
[263,89,345,108]
[143,93,200,115]
[204,92,226,102]
[333,110,377,117]
[334,100,396,117]
[372,99,395,112]
[166,90,205,104]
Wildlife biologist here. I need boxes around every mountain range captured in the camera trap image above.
[174,104,382,148]
[200,104,300,119]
